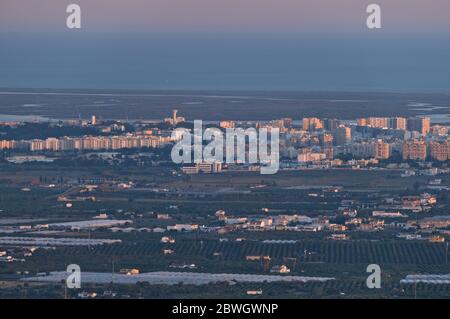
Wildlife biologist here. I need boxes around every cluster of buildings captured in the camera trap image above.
[0,134,173,152]
[402,139,450,161]
[275,116,448,164]
[356,116,430,134]
[212,116,448,168]
[152,191,443,242]
[1,113,449,166]
[172,115,448,175]
[0,112,180,152]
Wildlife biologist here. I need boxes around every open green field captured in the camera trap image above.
[176,169,443,191]
[1,163,443,191]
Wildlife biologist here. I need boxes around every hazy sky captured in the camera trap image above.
[1,0,449,32]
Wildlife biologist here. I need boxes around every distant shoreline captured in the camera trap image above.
[1,87,449,96]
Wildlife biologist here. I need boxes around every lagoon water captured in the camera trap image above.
[0,114,51,122]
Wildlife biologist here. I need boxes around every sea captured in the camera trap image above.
[1,32,450,93]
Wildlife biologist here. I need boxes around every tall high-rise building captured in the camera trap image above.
[357,118,368,126]
[402,140,427,160]
[320,133,334,148]
[279,118,293,128]
[334,126,352,145]
[407,117,430,135]
[323,118,340,131]
[373,140,390,159]
[357,117,407,130]
[272,118,292,129]
[357,117,389,129]
[430,140,450,161]
[390,117,407,130]
[165,109,185,125]
[172,109,178,123]
[346,142,373,158]
[369,117,389,129]
[302,118,323,131]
